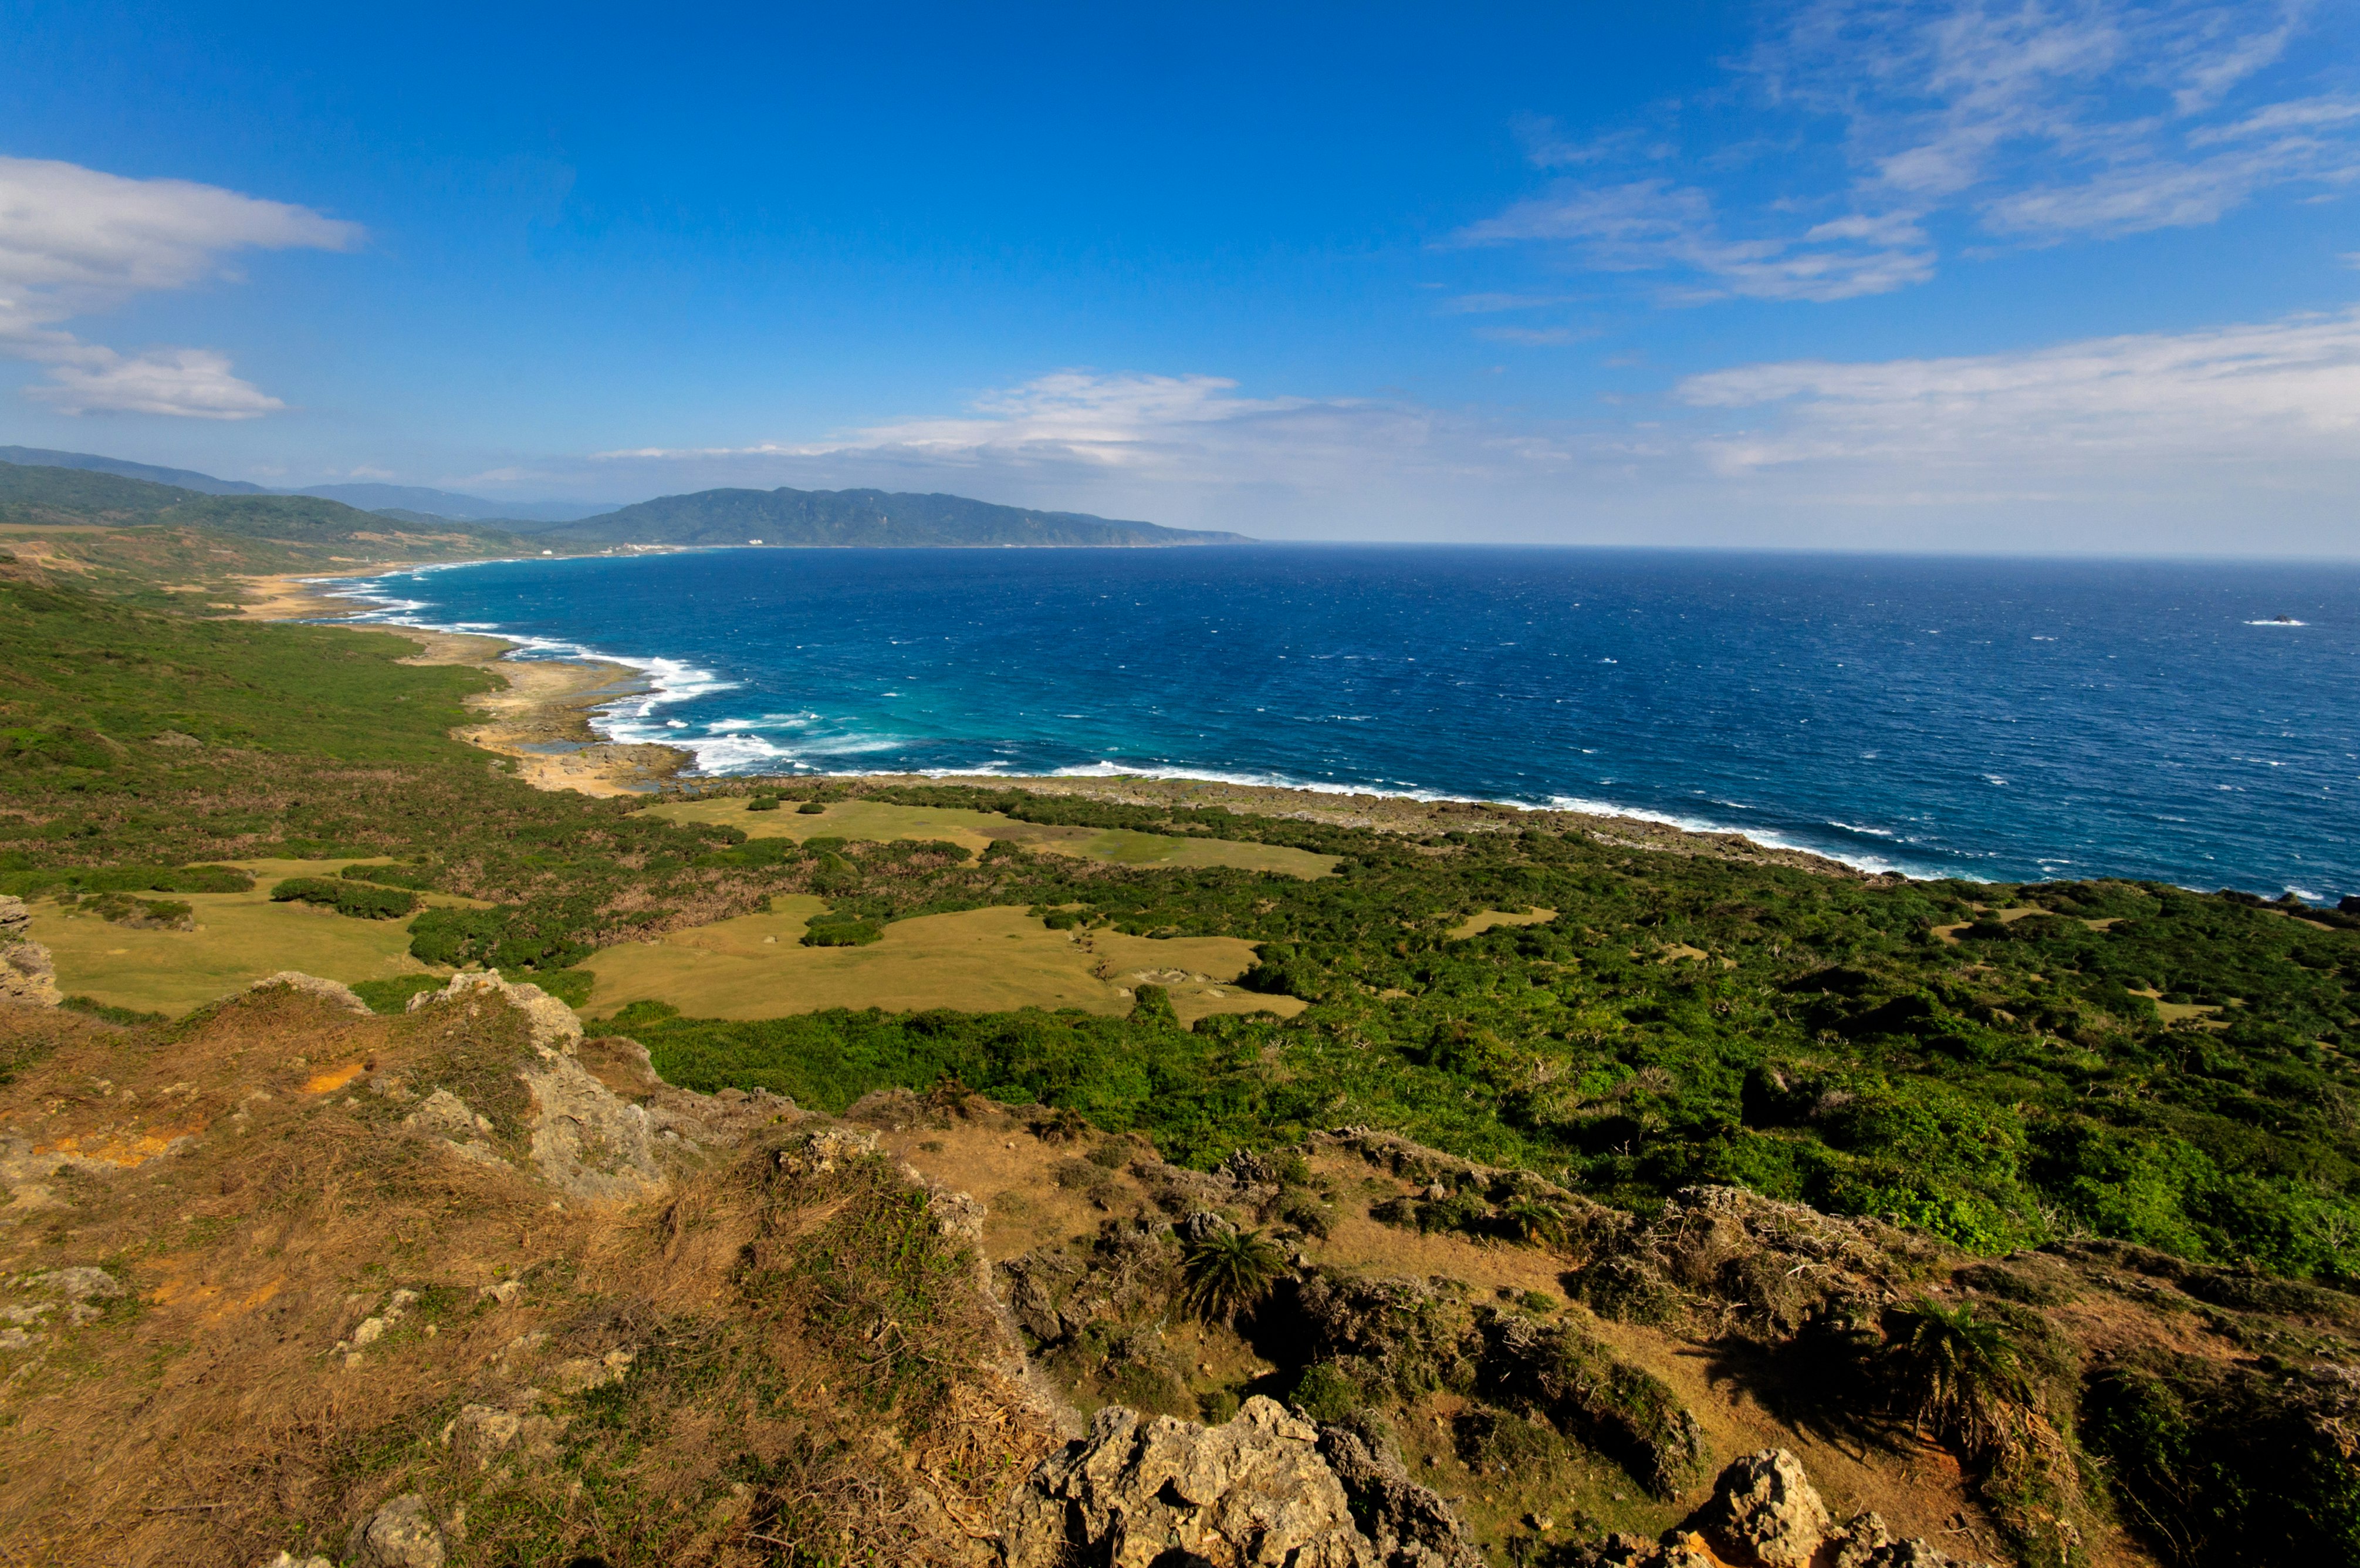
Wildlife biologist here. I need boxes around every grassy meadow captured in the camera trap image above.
[643,795,1339,877]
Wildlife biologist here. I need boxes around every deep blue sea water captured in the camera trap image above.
[333,546,2359,898]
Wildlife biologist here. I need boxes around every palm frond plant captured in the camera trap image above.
[1882,1297,2036,1462]
[1178,1226,1285,1327]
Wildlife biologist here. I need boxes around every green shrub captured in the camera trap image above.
[1278,1191,1334,1238]
[802,913,882,948]
[2082,1350,2360,1567]
[748,795,782,812]
[796,801,827,815]
[271,876,418,920]
[502,966,593,1007]
[1129,983,1179,1027]
[1480,1317,1710,1498]
[338,861,440,890]
[61,995,168,1026]
[1290,1361,1365,1422]
[406,904,589,970]
[350,974,445,1015]
[83,893,193,928]
[807,850,859,895]
[2,864,251,897]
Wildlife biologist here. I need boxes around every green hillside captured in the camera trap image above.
[0,459,539,554]
[537,484,1252,547]
[0,460,206,519]
[0,444,269,495]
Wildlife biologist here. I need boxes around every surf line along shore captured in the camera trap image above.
[237,568,690,797]
[236,568,1895,876]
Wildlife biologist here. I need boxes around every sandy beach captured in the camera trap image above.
[238,569,688,796]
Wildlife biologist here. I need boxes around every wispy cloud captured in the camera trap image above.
[1468,1,2358,300]
[1459,180,1933,302]
[549,317,2360,551]
[1438,291,1584,315]
[0,156,360,417]
[591,371,1452,519]
[1678,305,2360,474]
[1472,325,1597,346]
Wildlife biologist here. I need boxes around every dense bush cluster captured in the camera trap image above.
[269,876,418,920]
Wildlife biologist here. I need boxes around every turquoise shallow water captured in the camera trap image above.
[335,546,2358,898]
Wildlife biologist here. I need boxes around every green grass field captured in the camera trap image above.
[580,898,1300,1025]
[642,796,1338,878]
[29,870,438,1015]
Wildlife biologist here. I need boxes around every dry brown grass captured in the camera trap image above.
[0,988,1053,1566]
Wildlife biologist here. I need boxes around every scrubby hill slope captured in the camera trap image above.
[533,484,1251,548]
[0,443,270,495]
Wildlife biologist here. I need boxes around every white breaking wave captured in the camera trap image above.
[313,563,1965,882]
[318,567,739,758]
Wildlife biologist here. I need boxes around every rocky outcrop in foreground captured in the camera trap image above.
[0,895,60,1008]
[1001,1396,1482,1568]
[1003,1412,1983,1568]
[1577,1447,1989,1568]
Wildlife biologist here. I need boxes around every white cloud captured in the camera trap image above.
[1470,1,2357,300]
[1459,180,1933,302]
[602,371,1431,479]
[0,156,360,417]
[1678,306,2360,475]
[548,327,2360,552]
[26,347,286,419]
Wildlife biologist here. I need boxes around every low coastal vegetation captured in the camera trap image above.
[4,544,2359,1566]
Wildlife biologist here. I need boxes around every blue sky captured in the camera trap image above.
[3,1,2358,552]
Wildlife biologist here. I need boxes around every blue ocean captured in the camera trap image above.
[334,547,2358,898]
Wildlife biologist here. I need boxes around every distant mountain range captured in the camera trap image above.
[0,459,529,548]
[522,486,1248,548]
[0,447,611,522]
[0,445,271,496]
[0,447,1251,548]
[295,483,614,524]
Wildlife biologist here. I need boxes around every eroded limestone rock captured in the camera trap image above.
[248,971,371,1016]
[1569,1449,1989,1568]
[346,1493,445,1568]
[1000,1396,1480,1568]
[521,1049,663,1201]
[406,971,581,1053]
[0,896,60,1008]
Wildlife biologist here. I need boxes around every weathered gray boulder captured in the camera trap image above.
[1001,1396,1480,1568]
[345,1493,445,1568]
